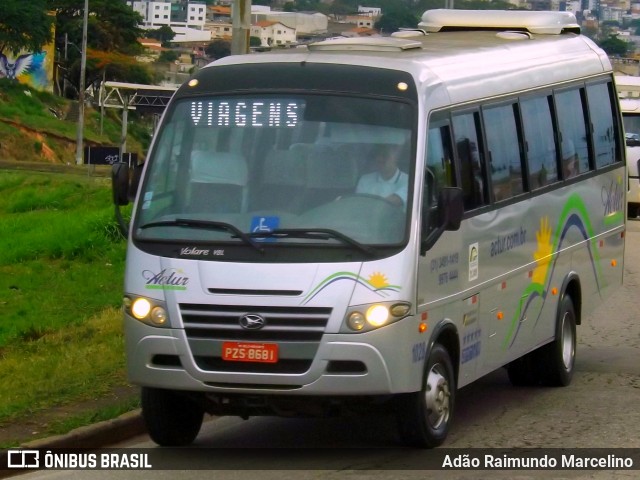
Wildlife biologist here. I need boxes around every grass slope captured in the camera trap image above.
[0,78,150,164]
[0,172,135,446]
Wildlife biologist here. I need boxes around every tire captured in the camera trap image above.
[539,294,577,387]
[141,387,205,446]
[397,343,455,448]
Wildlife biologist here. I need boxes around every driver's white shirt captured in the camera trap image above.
[355,168,408,206]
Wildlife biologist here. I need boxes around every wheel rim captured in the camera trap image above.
[424,363,451,430]
[561,312,575,370]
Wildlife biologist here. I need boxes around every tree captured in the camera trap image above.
[48,0,146,95]
[48,0,144,56]
[158,50,180,63]
[598,36,631,57]
[205,39,231,60]
[147,26,176,47]
[457,0,518,9]
[0,0,54,56]
[375,7,419,34]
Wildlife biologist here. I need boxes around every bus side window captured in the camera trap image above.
[452,112,487,210]
[520,95,559,189]
[483,103,525,202]
[586,81,620,168]
[554,88,591,178]
[425,121,454,233]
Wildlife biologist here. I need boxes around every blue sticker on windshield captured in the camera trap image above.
[250,216,280,242]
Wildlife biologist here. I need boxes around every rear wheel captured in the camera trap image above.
[141,387,205,446]
[539,294,576,386]
[397,343,455,448]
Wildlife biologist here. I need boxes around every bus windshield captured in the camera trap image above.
[133,94,414,249]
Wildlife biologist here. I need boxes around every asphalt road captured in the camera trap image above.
[8,222,640,480]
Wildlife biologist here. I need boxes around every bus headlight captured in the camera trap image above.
[124,295,170,328]
[343,302,411,333]
[131,298,151,319]
[366,304,389,327]
[347,312,366,331]
[150,306,168,326]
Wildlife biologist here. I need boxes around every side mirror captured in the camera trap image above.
[439,187,464,231]
[111,163,130,206]
[421,187,464,254]
[112,162,144,206]
[129,163,144,203]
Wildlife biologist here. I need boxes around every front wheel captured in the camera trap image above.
[141,387,205,446]
[396,343,455,448]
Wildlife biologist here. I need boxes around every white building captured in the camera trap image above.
[601,6,627,23]
[345,14,376,29]
[207,23,233,40]
[564,1,583,14]
[250,9,328,35]
[251,21,297,47]
[127,1,211,43]
[357,6,381,17]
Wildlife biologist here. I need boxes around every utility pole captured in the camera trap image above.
[231,0,251,55]
[75,0,89,165]
[63,33,69,97]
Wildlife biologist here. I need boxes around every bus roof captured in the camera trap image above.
[199,10,610,107]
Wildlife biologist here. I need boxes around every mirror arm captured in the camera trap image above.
[114,204,129,239]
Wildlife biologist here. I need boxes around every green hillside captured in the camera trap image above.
[0,78,151,165]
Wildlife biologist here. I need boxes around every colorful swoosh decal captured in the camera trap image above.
[504,192,608,349]
[302,271,401,305]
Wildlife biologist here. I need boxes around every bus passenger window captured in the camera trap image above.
[586,82,619,168]
[452,112,487,210]
[520,96,559,189]
[426,123,454,202]
[483,104,524,201]
[561,138,580,179]
[555,89,590,178]
[425,122,454,235]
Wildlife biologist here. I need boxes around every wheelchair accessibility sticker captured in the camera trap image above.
[250,216,280,241]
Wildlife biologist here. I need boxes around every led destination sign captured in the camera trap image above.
[190,99,301,128]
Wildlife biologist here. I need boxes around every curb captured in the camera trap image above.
[20,410,147,450]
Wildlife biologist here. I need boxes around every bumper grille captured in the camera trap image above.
[179,303,332,374]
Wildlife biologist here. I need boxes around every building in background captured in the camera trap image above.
[251,21,297,47]
[127,0,211,42]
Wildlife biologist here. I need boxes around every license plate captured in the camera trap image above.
[222,342,278,363]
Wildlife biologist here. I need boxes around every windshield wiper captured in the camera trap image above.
[139,218,264,253]
[249,228,375,256]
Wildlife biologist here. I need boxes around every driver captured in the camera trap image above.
[355,144,408,207]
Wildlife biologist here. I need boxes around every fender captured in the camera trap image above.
[558,271,582,326]
[426,317,460,384]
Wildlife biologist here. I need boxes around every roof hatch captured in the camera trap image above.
[308,36,422,52]
[418,9,581,35]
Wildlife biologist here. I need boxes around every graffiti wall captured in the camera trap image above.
[0,42,55,92]
[0,14,55,92]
